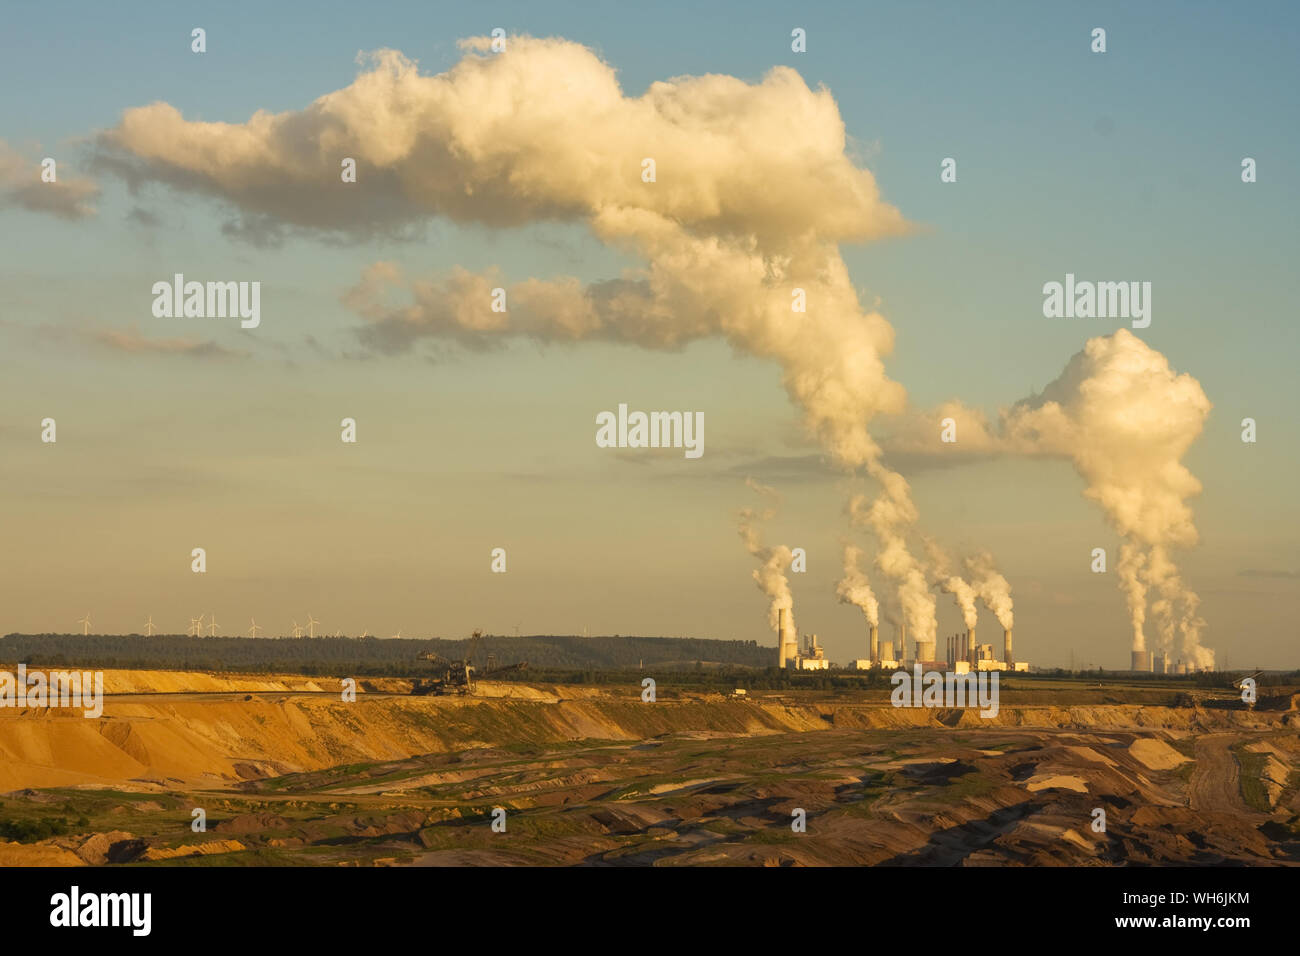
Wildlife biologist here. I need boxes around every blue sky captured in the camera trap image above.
[1,1,1296,668]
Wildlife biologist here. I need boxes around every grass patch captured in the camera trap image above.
[1232,747,1274,812]
[923,772,997,805]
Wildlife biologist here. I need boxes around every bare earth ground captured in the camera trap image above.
[0,671,1297,866]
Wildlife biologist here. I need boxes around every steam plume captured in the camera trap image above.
[836,543,879,627]
[963,550,1014,631]
[848,475,937,646]
[95,35,1008,656]
[1002,330,1211,667]
[738,479,795,635]
[924,539,980,630]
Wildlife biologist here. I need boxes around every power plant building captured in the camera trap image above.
[944,627,1027,672]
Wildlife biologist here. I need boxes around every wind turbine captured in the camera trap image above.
[188,617,201,637]
[77,613,91,635]
[207,613,219,637]
[144,615,155,636]
[306,614,319,638]
[391,629,403,639]
[292,620,303,638]
[333,630,342,638]
[248,618,262,638]
[360,630,370,639]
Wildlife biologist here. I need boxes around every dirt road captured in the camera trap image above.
[1188,733,1257,815]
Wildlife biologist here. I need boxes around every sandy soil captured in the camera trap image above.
[0,669,1295,867]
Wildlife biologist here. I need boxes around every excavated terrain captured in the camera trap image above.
[0,670,1297,866]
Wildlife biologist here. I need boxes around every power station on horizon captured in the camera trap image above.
[770,610,1214,675]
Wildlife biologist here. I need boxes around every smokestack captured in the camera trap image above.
[1004,628,1013,666]
[966,627,976,666]
[870,624,879,664]
[899,620,907,662]
[778,607,790,668]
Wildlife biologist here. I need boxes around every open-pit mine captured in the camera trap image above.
[1,669,1297,867]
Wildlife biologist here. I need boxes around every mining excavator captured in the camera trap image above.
[411,630,527,696]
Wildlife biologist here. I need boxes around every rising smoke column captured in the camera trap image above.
[738,479,795,636]
[924,538,981,630]
[963,550,1014,631]
[847,472,937,648]
[1001,329,1212,667]
[96,36,957,643]
[836,543,880,627]
[1117,543,1149,652]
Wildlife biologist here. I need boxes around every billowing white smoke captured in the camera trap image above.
[848,475,937,646]
[836,543,879,627]
[95,35,972,648]
[924,538,980,629]
[1001,329,1211,667]
[963,550,1014,631]
[98,37,912,469]
[1117,543,1148,651]
[738,479,795,635]
[1146,545,1206,665]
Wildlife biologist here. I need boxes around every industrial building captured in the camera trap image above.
[1131,651,1210,674]
[777,617,1027,673]
[942,627,1027,672]
[793,632,830,670]
[775,611,830,670]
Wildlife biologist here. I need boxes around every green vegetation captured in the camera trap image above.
[1231,746,1273,812]
[0,816,73,842]
[920,771,997,805]
[0,632,774,675]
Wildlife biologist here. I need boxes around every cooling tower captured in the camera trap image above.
[869,624,879,663]
[879,640,894,662]
[1004,628,1014,666]
[916,639,936,662]
[1131,650,1152,672]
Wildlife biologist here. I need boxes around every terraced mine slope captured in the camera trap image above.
[0,670,1297,866]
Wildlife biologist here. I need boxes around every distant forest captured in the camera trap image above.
[0,633,774,676]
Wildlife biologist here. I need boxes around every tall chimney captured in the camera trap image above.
[899,620,907,662]
[1004,628,1014,666]
[778,607,789,668]
[967,627,976,666]
[869,624,879,664]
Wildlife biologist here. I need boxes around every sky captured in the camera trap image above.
[1,1,1297,669]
